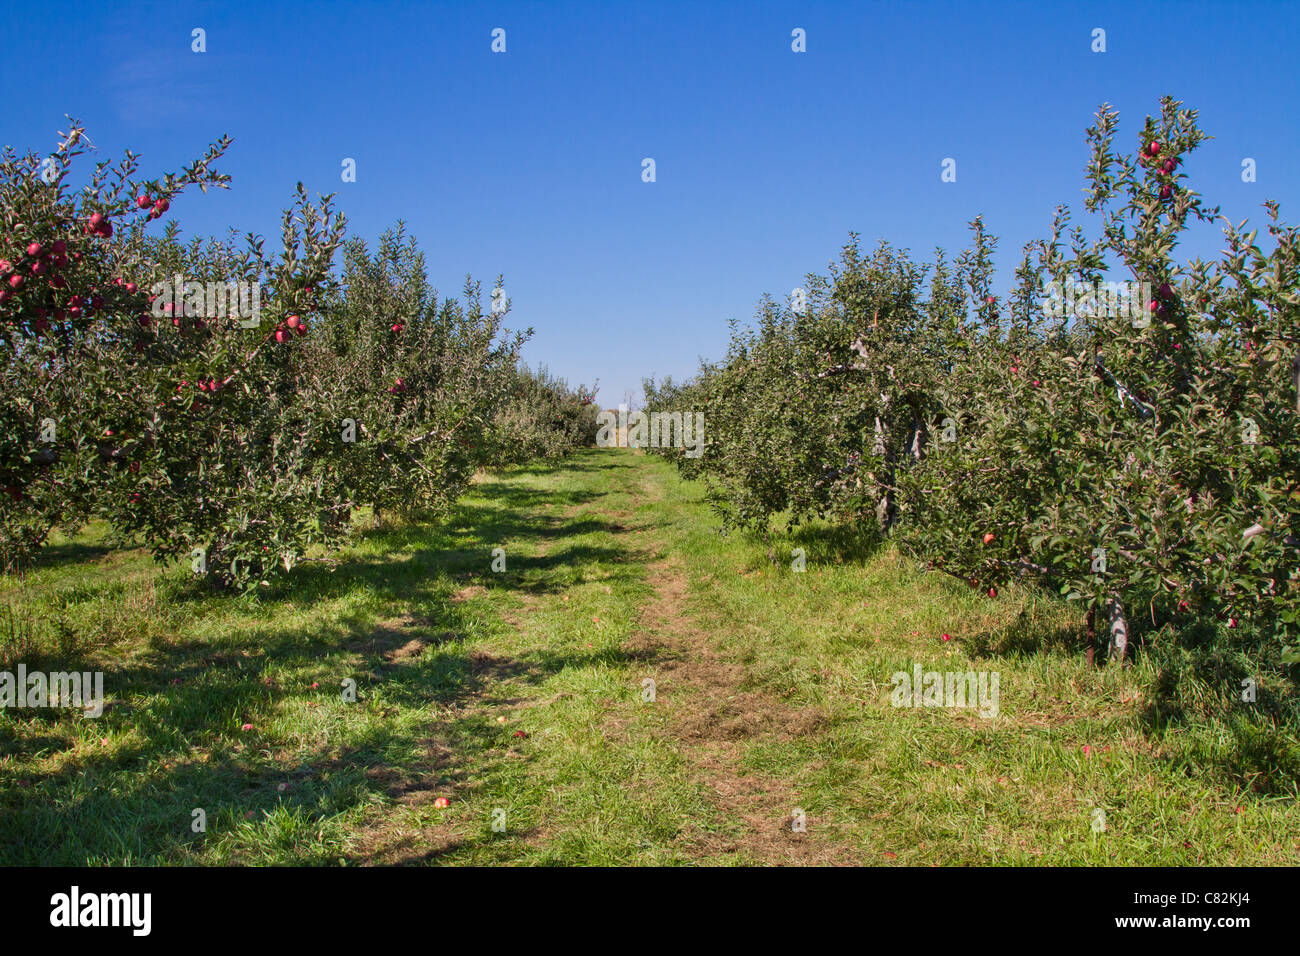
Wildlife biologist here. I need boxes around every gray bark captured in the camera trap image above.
[1106,593,1128,663]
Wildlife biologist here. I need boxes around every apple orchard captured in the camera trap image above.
[4,99,1300,683]
[644,98,1300,670]
[0,120,599,589]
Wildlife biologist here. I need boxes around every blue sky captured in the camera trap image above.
[3,0,1296,405]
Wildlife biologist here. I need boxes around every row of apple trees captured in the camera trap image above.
[643,97,1300,664]
[0,121,597,587]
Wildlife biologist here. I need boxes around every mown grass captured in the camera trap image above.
[658,469,1300,864]
[1,448,1296,865]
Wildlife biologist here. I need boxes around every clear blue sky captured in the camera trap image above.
[3,1,1296,406]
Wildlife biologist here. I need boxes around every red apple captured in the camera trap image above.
[8,274,23,290]
[275,329,289,343]
[136,195,151,209]
[88,213,104,228]
[26,241,42,257]
[50,240,66,255]
[30,261,46,276]
[154,198,170,214]
[1160,184,1173,200]
[285,314,300,329]
[0,259,10,273]
[1147,140,1161,156]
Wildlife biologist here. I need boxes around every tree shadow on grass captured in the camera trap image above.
[502,452,635,477]
[0,710,510,864]
[958,594,1300,796]
[964,606,1084,660]
[0,627,678,865]
[18,539,117,572]
[1133,618,1300,795]
[0,451,666,864]
[733,521,887,568]
[466,482,610,508]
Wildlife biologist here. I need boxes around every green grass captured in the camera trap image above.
[1,449,1296,865]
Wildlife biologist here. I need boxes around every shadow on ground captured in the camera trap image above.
[0,454,656,865]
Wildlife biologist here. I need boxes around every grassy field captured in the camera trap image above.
[1,448,1297,865]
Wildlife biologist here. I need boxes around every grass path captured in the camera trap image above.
[1,449,1297,865]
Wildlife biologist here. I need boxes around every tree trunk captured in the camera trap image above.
[1106,593,1128,663]
[874,392,895,532]
[1085,607,1096,666]
[909,415,924,461]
